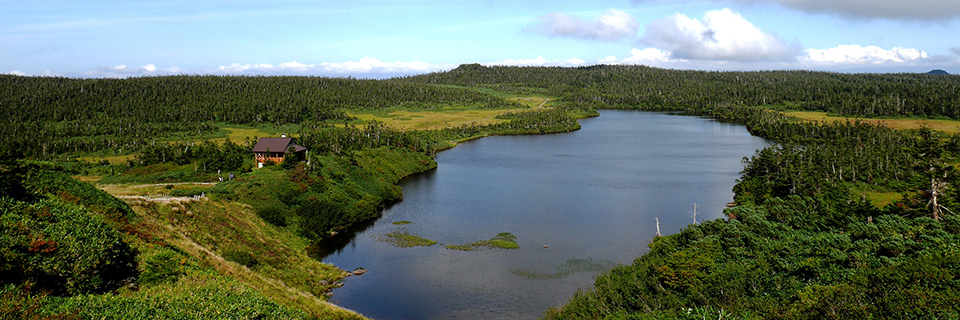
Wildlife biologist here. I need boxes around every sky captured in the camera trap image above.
[2,0,959,78]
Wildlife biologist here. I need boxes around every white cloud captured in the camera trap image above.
[629,0,960,20]
[951,48,960,56]
[725,0,960,21]
[528,9,639,41]
[487,57,588,67]
[599,56,619,64]
[56,58,447,78]
[216,57,451,77]
[801,45,930,65]
[7,70,26,76]
[622,48,676,63]
[81,64,184,78]
[640,8,800,62]
[596,49,675,66]
[603,44,953,72]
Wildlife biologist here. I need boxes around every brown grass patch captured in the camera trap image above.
[349,107,529,131]
[76,154,135,165]
[508,96,552,108]
[786,111,960,133]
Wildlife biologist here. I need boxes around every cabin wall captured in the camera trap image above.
[255,152,286,168]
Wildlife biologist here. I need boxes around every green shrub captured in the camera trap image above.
[138,249,193,285]
[223,250,260,269]
[0,199,138,296]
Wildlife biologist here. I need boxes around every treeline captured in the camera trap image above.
[689,104,922,196]
[133,139,251,172]
[405,64,960,119]
[0,74,520,159]
[297,123,438,156]
[424,105,591,146]
[295,105,587,158]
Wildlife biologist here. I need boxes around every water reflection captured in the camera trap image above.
[308,170,438,260]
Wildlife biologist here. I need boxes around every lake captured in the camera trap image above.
[316,110,770,320]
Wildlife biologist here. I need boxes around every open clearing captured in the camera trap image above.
[508,96,552,108]
[98,182,216,197]
[864,191,909,208]
[349,108,516,131]
[786,111,960,133]
[219,126,274,142]
[200,125,294,143]
[77,154,136,165]
[350,107,525,131]
[350,97,553,131]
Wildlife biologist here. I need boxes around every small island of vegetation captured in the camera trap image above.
[445,232,520,251]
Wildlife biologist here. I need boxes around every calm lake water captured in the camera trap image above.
[316,110,770,320]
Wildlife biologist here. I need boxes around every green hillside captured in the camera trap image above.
[4,66,960,319]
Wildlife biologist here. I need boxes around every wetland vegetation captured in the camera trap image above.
[444,233,519,251]
[3,65,960,319]
[376,230,438,248]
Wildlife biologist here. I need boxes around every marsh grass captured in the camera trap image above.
[445,232,519,251]
[349,107,524,131]
[864,191,913,208]
[345,93,554,132]
[179,123,302,144]
[511,258,616,280]
[376,230,438,248]
[785,111,960,133]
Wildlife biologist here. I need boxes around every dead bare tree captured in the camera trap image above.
[655,217,661,237]
[928,167,954,221]
[688,203,699,225]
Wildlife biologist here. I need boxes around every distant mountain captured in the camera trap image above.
[928,69,950,75]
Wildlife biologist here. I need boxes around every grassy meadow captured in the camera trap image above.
[785,110,960,133]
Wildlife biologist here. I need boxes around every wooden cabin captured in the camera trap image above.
[252,137,307,168]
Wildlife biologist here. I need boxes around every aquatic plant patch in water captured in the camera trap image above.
[445,232,519,251]
[510,258,616,279]
[375,230,437,248]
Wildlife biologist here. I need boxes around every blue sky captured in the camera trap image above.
[2,0,959,78]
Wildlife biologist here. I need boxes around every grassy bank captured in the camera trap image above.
[0,160,363,319]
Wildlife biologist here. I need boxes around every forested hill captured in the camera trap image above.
[0,75,518,159]
[404,64,960,119]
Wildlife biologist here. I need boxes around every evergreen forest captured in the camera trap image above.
[2,65,960,319]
